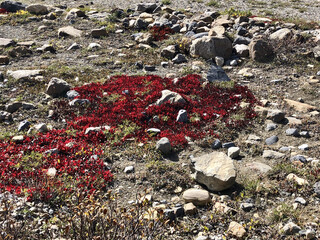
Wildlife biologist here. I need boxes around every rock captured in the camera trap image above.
[240,202,255,212]
[298,144,309,151]
[173,206,184,217]
[290,155,307,164]
[192,152,236,191]
[234,44,249,57]
[222,142,235,148]
[306,229,316,239]
[182,188,211,206]
[213,202,236,214]
[36,44,55,53]
[270,28,293,41]
[0,56,9,65]
[313,182,320,197]
[265,136,279,145]
[161,45,177,59]
[284,99,316,113]
[0,111,12,122]
[26,4,49,15]
[190,36,232,60]
[6,101,22,113]
[136,3,157,13]
[12,135,24,142]
[228,147,240,159]
[184,202,197,215]
[265,123,277,131]
[155,90,186,106]
[34,123,48,133]
[91,28,108,38]
[58,26,83,38]
[176,109,188,122]
[206,64,230,82]
[87,43,102,50]
[313,46,320,61]
[67,43,81,50]
[228,221,246,238]
[249,38,274,62]
[294,197,306,205]
[18,120,31,132]
[7,70,42,81]
[287,173,309,185]
[144,65,156,71]
[282,222,301,235]
[299,131,310,138]
[46,78,71,98]
[67,8,86,18]
[0,38,15,47]
[0,1,26,12]
[267,109,285,123]
[245,162,272,174]
[124,166,134,173]
[215,56,224,66]
[69,99,90,106]
[209,25,225,36]
[85,126,110,135]
[211,139,222,149]
[66,90,80,99]
[286,128,299,137]
[156,137,171,155]
[172,54,187,64]
[233,36,251,45]
[262,150,285,159]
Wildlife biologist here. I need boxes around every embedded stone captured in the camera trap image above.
[182,188,211,206]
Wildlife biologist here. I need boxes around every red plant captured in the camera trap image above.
[0,8,7,14]
[149,26,174,41]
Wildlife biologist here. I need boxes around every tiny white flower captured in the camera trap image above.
[47,167,57,177]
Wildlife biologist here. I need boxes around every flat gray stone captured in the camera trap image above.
[7,70,42,80]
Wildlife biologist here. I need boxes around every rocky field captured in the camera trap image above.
[0,0,320,239]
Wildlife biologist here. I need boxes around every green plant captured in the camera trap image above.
[269,203,301,223]
[223,7,252,17]
[207,0,219,7]
[161,0,172,5]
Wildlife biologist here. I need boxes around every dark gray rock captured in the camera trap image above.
[299,131,310,138]
[164,209,175,221]
[222,142,236,148]
[172,54,187,64]
[249,38,274,62]
[265,136,279,145]
[0,111,12,122]
[240,202,255,212]
[0,1,26,12]
[234,36,251,45]
[176,109,188,122]
[46,78,71,98]
[206,65,230,82]
[144,65,156,71]
[290,155,307,163]
[18,120,30,132]
[136,3,157,13]
[6,102,22,113]
[211,139,222,149]
[156,137,171,155]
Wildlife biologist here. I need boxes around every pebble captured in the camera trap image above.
[265,123,277,131]
[298,144,309,150]
[124,166,134,173]
[290,155,307,163]
[286,128,299,137]
[294,197,307,205]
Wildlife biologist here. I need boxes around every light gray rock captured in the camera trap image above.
[34,123,48,133]
[314,181,320,197]
[294,197,306,205]
[85,126,110,135]
[124,166,134,173]
[190,36,232,60]
[0,38,15,47]
[270,28,293,40]
[88,43,102,50]
[265,135,279,145]
[46,78,71,98]
[206,64,230,82]
[69,99,90,106]
[26,4,49,15]
[156,137,171,155]
[7,70,42,80]
[211,139,222,149]
[265,123,278,131]
[234,44,249,57]
[286,128,299,137]
[263,150,285,159]
[58,26,83,38]
[215,56,224,66]
[161,45,176,59]
[182,188,211,206]
[228,147,240,159]
[66,90,80,99]
[192,152,236,191]
[314,46,320,60]
[155,90,186,106]
[282,222,301,235]
[67,43,81,50]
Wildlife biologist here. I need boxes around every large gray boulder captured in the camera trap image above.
[192,152,236,191]
[46,78,71,98]
[190,36,232,60]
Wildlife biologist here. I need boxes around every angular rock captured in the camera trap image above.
[267,109,285,123]
[192,152,236,191]
[156,137,171,155]
[314,46,320,61]
[228,221,246,238]
[286,128,299,137]
[184,202,197,215]
[263,150,285,159]
[136,3,157,13]
[234,44,249,57]
[172,53,187,64]
[249,38,274,62]
[176,109,188,122]
[26,4,49,15]
[12,135,24,142]
[18,120,31,132]
[206,64,230,82]
[190,36,232,60]
[211,139,222,149]
[282,222,301,235]
[0,111,12,122]
[0,38,15,47]
[213,202,236,214]
[88,43,102,50]
[46,78,71,98]
[58,26,83,38]
[270,28,293,41]
[161,45,177,59]
[228,147,240,159]
[124,166,134,173]
[91,28,108,38]
[182,188,211,206]
[155,90,186,106]
[284,99,316,113]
